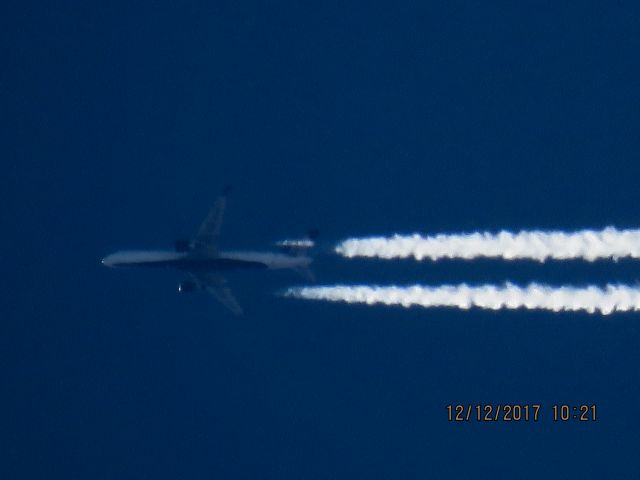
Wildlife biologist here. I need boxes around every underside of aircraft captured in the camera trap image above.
[102,187,317,315]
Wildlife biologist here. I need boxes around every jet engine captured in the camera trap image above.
[178,280,198,293]
[174,239,191,252]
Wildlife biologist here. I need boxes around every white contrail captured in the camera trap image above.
[335,228,640,262]
[284,283,640,315]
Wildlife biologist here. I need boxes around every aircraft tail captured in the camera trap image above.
[275,229,318,281]
[275,229,319,256]
[294,265,316,282]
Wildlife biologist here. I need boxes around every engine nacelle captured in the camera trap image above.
[174,239,191,252]
[178,280,198,293]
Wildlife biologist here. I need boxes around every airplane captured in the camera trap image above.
[102,187,317,315]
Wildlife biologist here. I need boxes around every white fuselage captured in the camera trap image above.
[101,249,312,272]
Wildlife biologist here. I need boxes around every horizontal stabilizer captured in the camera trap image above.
[275,229,319,254]
[294,266,316,282]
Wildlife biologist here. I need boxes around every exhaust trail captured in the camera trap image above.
[284,283,640,315]
[335,228,640,262]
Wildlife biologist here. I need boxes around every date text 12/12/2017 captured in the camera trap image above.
[446,404,597,422]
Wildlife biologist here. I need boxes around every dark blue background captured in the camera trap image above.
[4,1,640,478]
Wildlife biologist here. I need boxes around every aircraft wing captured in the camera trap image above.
[194,272,243,316]
[193,187,231,254]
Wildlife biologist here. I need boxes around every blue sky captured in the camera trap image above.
[4,1,640,478]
